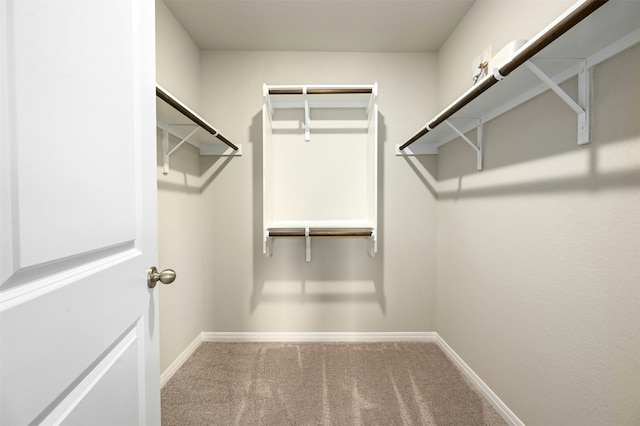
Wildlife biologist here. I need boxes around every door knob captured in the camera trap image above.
[147,266,176,288]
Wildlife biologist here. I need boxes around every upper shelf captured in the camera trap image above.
[264,84,377,111]
[156,85,241,174]
[399,0,640,154]
[156,84,239,152]
[263,83,378,143]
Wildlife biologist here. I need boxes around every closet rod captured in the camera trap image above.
[269,88,373,95]
[268,230,373,237]
[156,85,239,151]
[399,0,609,151]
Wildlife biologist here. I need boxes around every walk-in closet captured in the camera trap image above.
[154,0,639,424]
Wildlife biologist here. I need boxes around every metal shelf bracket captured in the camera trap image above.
[161,125,200,175]
[157,122,242,175]
[305,227,311,262]
[303,87,311,142]
[525,60,590,145]
[264,231,273,258]
[367,231,377,257]
[444,119,484,170]
[263,84,274,117]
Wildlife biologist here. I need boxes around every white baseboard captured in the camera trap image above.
[165,331,521,425]
[202,331,437,343]
[434,334,524,426]
[160,333,203,388]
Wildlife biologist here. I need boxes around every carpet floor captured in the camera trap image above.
[162,342,508,425]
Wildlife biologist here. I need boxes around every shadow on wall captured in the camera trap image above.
[249,110,388,316]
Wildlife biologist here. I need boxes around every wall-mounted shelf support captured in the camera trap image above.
[445,119,483,170]
[305,227,311,262]
[160,125,200,175]
[264,231,274,257]
[367,231,377,257]
[524,60,590,145]
[303,87,311,142]
[158,122,243,174]
[156,84,242,174]
[263,85,275,117]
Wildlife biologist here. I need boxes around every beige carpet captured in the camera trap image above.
[162,342,508,425]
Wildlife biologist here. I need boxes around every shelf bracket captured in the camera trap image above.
[158,122,242,174]
[366,83,378,117]
[525,60,590,145]
[305,227,311,262]
[303,86,311,142]
[263,84,274,117]
[264,231,273,258]
[445,119,483,170]
[367,231,377,257]
[161,125,170,175]
[161,125,200,175]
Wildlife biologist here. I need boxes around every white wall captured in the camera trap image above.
[155,0,203,373]
[197,51,439,332]
[435,39,640,426]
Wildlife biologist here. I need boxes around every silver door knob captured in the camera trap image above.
[147,266,176,288]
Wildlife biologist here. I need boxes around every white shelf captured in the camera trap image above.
[265,84,376,110]
[268,220,375,230]
[399,0,640,164]
[263,84,379,261]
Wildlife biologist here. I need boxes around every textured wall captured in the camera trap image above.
[435,43,640,425]
[197,51,439,333]
[155,0,203,373]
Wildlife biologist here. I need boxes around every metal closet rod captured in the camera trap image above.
[268,230,373,237]
[155,85,239,151]
[399,0,609,151]
[269,88,373,95]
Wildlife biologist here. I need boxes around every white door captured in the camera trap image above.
[0,0,161,424]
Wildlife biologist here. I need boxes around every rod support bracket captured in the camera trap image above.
[160,124,200,175]
[305,227,311,262]
[525,60,590,145]
[368,231,377,257]
[444,119,483,170]
[264,231,273,257]
[303,87,311,142]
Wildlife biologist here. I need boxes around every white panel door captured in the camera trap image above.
[0,0,160,424]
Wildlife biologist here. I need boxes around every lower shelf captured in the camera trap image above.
[268,228,373,238]
[264,226,376,262]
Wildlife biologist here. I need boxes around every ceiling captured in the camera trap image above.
[162,0,476,52]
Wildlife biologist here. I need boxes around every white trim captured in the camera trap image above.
[202,331,436,343]
[434,334,525,426]
[160,333,203,388]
